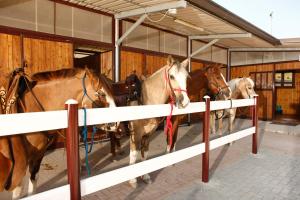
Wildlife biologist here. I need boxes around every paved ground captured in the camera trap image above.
[1,118,300,200]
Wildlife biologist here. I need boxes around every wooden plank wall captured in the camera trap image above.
[231,61,300,119]
[100,51,113,79]
[275,61,300,115]
[231,64,273,120]
[24,38,73,75]
[0,33,21,79]
[120,51,144,80]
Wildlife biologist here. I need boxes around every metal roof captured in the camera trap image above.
[63,0,282,48]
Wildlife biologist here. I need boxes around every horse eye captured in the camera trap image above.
[170,75,175,80]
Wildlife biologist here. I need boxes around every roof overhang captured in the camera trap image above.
[60,0,283,48]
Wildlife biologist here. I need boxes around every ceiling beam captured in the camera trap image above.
[114,0,187,19]
[189,33,252,40]
[116,14,147,45]
[190,39,219,57]
[229,47,300,52]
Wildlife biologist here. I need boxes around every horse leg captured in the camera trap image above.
[12,182,24,200]
[128,122,139,188]
[228,108,237,146]
[210,112,216,135]
[109,132,116,157]
[229,108,237,133]
[141,135,151,184]
[218,111,223,136]
[166,117,179,153]
[28,156,43,195]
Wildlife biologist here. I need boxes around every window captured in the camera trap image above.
[250,71,273,90]
[275,71,294,88]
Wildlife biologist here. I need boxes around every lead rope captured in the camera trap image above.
[164,68,187,147]
[82,107,97,176]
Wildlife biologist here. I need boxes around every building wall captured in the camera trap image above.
[275,61,300,115]
[231,64,273,120]
[0,0,112,43]
[0,33,21,77]
[231,61,300,119]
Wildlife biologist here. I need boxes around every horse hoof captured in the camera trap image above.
[129,180,137,188]
[142,174,152,184]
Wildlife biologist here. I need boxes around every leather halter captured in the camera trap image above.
[208,81,230,100]
[164,65,187,146]
[81,72,107,108]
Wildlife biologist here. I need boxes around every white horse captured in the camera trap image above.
[210,77,257,135]
[128,56,190,187]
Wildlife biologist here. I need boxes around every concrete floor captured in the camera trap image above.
[1,118,300,200]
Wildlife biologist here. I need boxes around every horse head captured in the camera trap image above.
[124,71,142,102]
[165,56,190,108]
[238,77,257,99]
[204,64,231,100]
[84,68,118,131]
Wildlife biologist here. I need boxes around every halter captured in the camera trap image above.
[81,72,106,108]
[164,65,187,146]
[209,81,230,100]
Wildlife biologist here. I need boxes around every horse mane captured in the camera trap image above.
[202,64,221,73]
[31,68,84,81]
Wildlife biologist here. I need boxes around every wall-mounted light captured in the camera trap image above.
[174,19,204,32]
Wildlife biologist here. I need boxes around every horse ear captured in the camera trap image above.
[167,55,174,66]
[181,58,189,69]
[140,74,146,81]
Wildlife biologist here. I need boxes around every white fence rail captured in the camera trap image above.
[0,97,258,200]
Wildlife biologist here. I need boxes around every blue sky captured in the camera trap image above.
[213,0,300,39]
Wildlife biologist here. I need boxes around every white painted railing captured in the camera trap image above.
[0,97,258,200]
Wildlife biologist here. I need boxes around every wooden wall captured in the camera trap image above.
[0,33,73,78]
[231,61,300,119]
[0,34,21,78]
[231,64,274,120]
[120,51,144,80]
[100,51,113,79]
[275,61,300,115]
[24,38,73,75]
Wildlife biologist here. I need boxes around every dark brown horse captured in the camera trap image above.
[101,72,142,157]
[166,64,232,152]
[0,68,117,199]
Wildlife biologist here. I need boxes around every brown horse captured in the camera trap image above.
[166,64,232,152]
[0,68,117,199]
[128,56,190,187]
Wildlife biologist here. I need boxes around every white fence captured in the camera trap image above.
[0,97,258,200]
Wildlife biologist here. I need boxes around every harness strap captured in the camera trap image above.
[163,67,187,147]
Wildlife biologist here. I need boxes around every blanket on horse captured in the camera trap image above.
[0,68,33,191]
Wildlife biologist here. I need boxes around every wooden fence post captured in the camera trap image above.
[202,96,210,183]
[65,99,81,200]
[252,95,258,154]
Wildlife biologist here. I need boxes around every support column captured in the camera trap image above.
[202,96,210,182]
[65,99,81,200]
[252,95,258,154]
[114,18,120,82]
[226,50,231,81]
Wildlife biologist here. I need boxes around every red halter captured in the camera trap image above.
[164,68,187,147]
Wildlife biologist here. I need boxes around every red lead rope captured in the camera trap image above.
[164,69,187,147]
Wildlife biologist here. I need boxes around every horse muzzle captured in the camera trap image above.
[176,93,190,109]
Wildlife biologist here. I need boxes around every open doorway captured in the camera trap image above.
[74,44,113,78]
[273,70,300,125]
